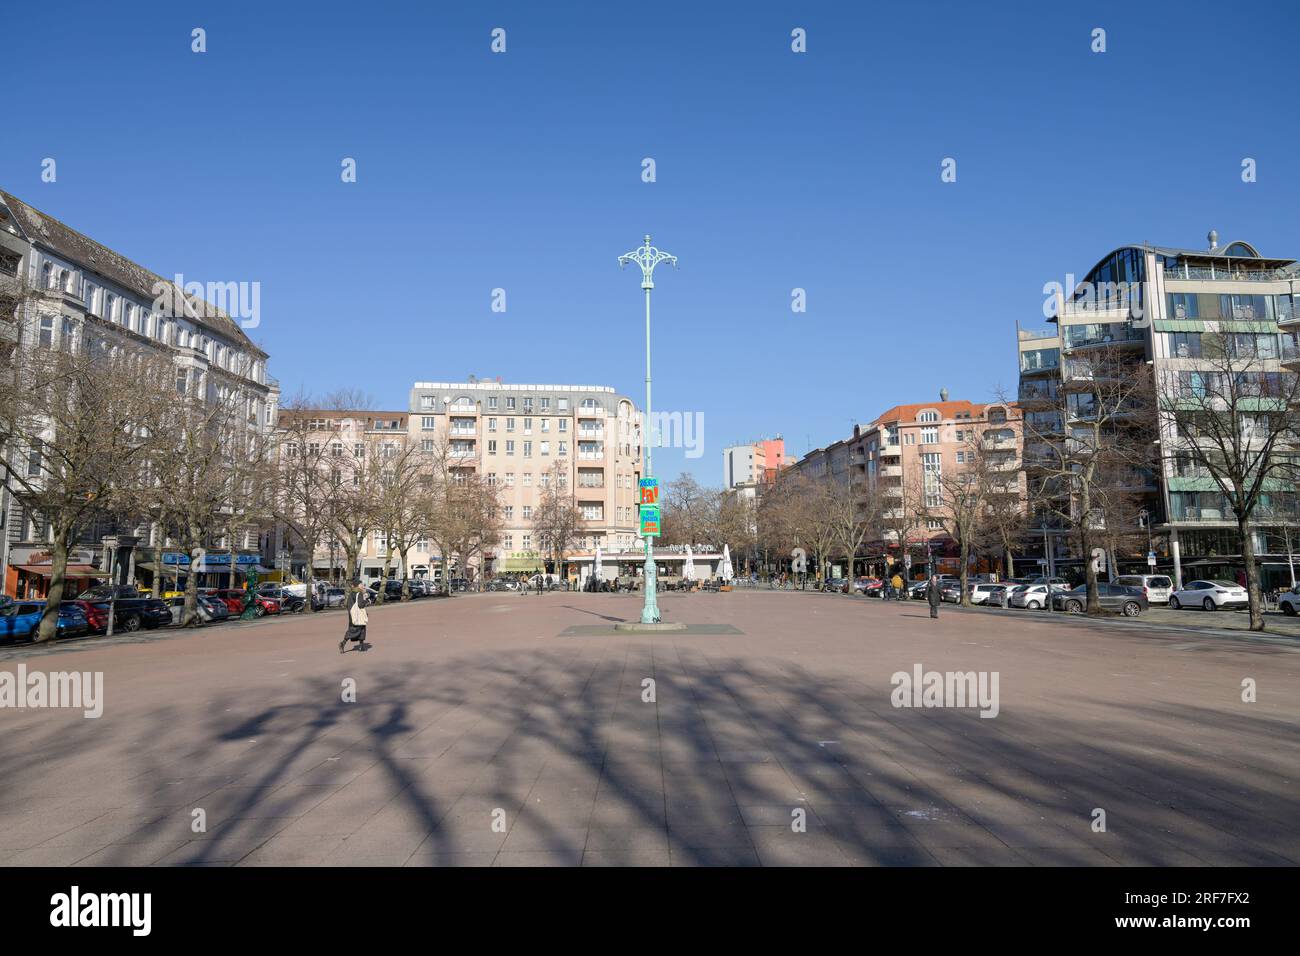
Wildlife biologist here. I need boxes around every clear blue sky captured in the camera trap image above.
[5,0,1298,483]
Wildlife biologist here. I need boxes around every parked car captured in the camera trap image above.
[908,581,930,600]
[1169,580,1249,611]
[76,584,144,601]
[166,595,214,625]
[1008,583,1066,610]
[485,579,516,592]
[313,587,347,610]
[257,587,305,612]
[939,581,962,603]
[73,587,170,631]
[0,601,89,641]
[968,583,1004,605]
[1113,574,1174,606]
[1052,583,1148,616]
[1027,576,1070,588]
[1279,591,1300,616]
[985,584,1010,607]
[201,595,231,622]
[62,599,112,633]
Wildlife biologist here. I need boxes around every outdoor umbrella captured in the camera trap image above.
[683,545,696,582]
[593,546,602,587]
[721,544,734,583]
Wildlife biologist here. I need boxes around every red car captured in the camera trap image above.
[214,589,281,616]
[62,599,111,633]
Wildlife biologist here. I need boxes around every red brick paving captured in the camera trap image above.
[0,591,1296,866]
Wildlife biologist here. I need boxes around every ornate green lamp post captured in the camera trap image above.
[618,235,676,624]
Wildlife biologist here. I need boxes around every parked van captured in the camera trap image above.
[1114,574,1173,605]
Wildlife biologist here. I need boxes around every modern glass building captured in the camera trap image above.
[1019,234,1300,589]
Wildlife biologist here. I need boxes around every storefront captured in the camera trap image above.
[4,547,102,599]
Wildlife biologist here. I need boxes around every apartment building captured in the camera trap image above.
[1019,234,1300,589]
[855,397,1023,555]
[723,436,787,500]
[273,410,412,583]
[788,397,1022,577]
[409,381,643,576]
[0,189,278,597]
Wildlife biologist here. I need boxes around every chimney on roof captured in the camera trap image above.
[1208,229,1218,251]
[940,387,949,402]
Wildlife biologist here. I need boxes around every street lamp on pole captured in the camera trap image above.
[619,235,677,624]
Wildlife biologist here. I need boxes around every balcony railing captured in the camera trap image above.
[1163,265,1288,282]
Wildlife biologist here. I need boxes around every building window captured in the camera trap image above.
[504,506,514,520]
[923,452,942,508]
[926,518,944,530]
[522,534,531,550]
[540,397,550,410]
[558,398,569,411]
[919,410,939,423]
[488,396,498,410]
[523,441,532,457]
[506,418,515,432]
[558,442,568,457]
[488,440,497,455]
[506,440,515,456]
[541,441,549,456]
[421,395,434,409]
[505,473,515,486]
[421,416,436,430]
[422,439,434,452]
[522,505,532,519]
[506,397,516,410]
[921,427,938,444]
[488,418,497,432]
[523,473,532,487]
[38,316,54,347]
[487,473,497,485]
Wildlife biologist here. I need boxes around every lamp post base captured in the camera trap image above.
[615,621,688,632]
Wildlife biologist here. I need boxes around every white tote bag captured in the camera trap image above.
[349,600,369,627]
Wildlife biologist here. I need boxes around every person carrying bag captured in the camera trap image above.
[340,579,371,653]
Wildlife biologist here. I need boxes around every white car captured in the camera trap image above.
[1168,580,1248,611]
[968,583,1004,605]
[1008,583,1066,610]
[1280,591,1300,616]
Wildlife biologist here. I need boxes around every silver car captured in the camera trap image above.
[1009,583,1065,610]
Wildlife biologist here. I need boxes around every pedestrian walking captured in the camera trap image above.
[891,571,904,601]
[926,574,941,619]
[340,578,371,653]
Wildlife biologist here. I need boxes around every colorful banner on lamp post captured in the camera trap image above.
[638,477,659,505]
[639,503,661,537]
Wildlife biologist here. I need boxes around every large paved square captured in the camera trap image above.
[1,592,1296,866]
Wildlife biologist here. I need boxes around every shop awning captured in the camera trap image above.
[13,564,100,577]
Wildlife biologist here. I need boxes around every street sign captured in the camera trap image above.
[639,478,659,505]
[1147,551,1157,568]
[639,503,661,537]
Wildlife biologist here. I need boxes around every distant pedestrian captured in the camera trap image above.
[891,572,904,601]
[926,574,941,619]
[340,578,371,653]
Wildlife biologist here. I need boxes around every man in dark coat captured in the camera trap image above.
[340,579,371,653]
[926,574,942,619]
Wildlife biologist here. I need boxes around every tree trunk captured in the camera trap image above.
[1003,545,1015,580]
[183,541,203,627]
[35,527,72,643]
[1241,517,1263,631]
[959,540,971,607]
[302,534,318,613]
[1082,526,1100,614]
